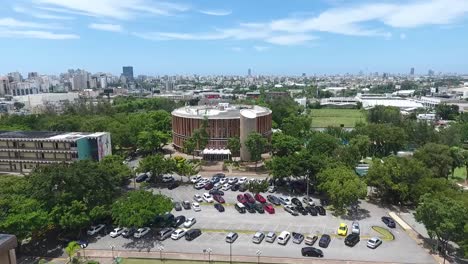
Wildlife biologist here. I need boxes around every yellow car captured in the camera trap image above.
[338,223,348,236]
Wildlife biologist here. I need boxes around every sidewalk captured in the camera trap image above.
[389,212,447,264]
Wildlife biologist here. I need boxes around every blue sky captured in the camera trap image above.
[1,0,468,75]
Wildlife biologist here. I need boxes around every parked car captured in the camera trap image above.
[203,193,214,203]
[244,193,255,204]
[134,227,151,239]
[315,206,326,215]
[211,177,221,184]
[302,197,315,206]
[267,185,277,193]
[351,221,360,235]
[238,177,248,184]
[231,184,240,191]
[306,206,318,216]
[157,227,174,240]
[173,202,182,211]
[277,231,291,245]
[279,197,292,205]
[228,177,238,185]
[214,203,225,212]
[292,232,305,244]
[263,203,275,214]
[167,181,179,190]
[162,175,174,183]
[237,194,247,204]
[226,232,238,243]
[284,205,299,216]
[367,237,382,249]
[222,183,232,191]
[337,223,348,236]
[213,173,225,178]
[192,202,201,212]
[319,234,331,248]
[265,231,277,243]
[382,216,396,228]
[135,173,148,183]
[219,178,228,185]
[238,184,248,192]
[193,194,203,202]
[254,203,264,213]
[252,231,265,244]
[243,202,256,213]
[172,216,186,227]
[110,227,124,238]
[296,206,308,215]
[190,175,202,183]
[304,235,318,246]
[235,203,246,213]
[291,198,303,207]
[121,227,136,238]
[183,217,196,228]
[204,182,214,190]
[213,194,225,203]
[267,195,281,205]
[209,189,224,196]
[345,233,360,247]
[254,193,266,203]
[76,240,88,249]
[213,182,222,190]
[182,201,191,210]
[87,224,105,236]
[194,182,205,190]
[171,228,187,240]
[301,247,323,258]
[185,229,202,241]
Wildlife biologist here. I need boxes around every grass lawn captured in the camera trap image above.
[453,166,467,181]
[122,259,254,264]
[309,108,366,128]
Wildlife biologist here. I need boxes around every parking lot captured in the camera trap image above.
[86,182,435,264]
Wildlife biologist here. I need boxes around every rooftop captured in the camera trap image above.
[172,103,271,119]
[0,234,17,251]
[0,131,108,140]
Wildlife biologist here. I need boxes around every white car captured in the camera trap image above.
[162,175,174,182]
[171,228,188,240]
[238,177,248,184]
[110,227,124,238]
[200,178,210,184]
[192,202,201,212]
[87,224,105,236]
[183,217,196,228]
[194,182,205,189]
[228,177,238,185]
[279,197,292,205]
[193,194,203,202]
[267,186,277,193]
[203,193,214,203]
[219,178,228,184]
[191,175,202,183]
[367,237,382,249]
[134,227,150,238]
[302,197,315,206]
[352,221,360,235]
[222,183,232,191]
[213,182,222,190]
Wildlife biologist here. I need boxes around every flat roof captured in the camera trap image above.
[172,104,271,119]
[0,131,108,140]
[0,234,17,251]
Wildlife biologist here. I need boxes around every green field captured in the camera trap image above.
[309,109,366,128]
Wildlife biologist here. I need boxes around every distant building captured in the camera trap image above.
[248,68,252,77]
[27,72,38,79]
[0,131,112,173]
[0,234,17,264]
[410,67,415,75]
[122,66,134,82]
[266,91,289,100]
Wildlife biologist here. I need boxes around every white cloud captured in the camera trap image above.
[89,23,122,32]
[253,46,269,51]
[0,17,60,29]
[34,0,190,19]
[266,34,316,45]
[13,6,74,20]
[199,9,232,16]
[400,33,406,39]
[0,28,79,39]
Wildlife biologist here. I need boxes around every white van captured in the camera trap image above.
[277,231,291,245]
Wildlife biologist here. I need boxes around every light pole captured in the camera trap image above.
[110,245,115,259]
[229,242,232,264]
[256,250,262,264]
[158,245,165,262]
[204,248,212,263]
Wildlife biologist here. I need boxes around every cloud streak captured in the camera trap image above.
[0,28,78,39]
[199,9,232,16]
[89,23,122,32]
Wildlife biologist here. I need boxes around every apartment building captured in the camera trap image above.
[0,131,111,173]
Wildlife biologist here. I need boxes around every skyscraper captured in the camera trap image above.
[247,68,252,77]
[122,66,134,81]
[410,67,415,75]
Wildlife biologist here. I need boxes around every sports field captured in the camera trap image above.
[309,109,366,128]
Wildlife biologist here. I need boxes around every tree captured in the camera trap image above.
[281,115,312,138]
[173,156,199,180]
[415,194,468,259]
[248,178,269,194]
[435,103,459,120]
[227,137,241,158]
[65,241,81,262]
[449,146,464,178]
[317,166,367,213]
[137,130,170,153]
[112,190,172,227]
[99,155,132,186]
[362,124,407,157]
[245,132,267,169]
[138,154,175,182]
[367,106,402,125]
[271,133,302,157]
[183,137,197,159]
[414,143,453,179]
[350,135,370,159]
[305,132,339,156]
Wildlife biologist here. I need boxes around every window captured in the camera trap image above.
[54,143,59,149]
[40,142,44,149]
[41,153,45,159]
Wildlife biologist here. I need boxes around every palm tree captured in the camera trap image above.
[65,241,80,262]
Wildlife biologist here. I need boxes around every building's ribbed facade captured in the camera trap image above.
[171,104,272,152]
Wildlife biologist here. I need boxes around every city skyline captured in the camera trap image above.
[1,0,468,75]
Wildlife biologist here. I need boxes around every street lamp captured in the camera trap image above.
[256,250,262,264]
[229,242,232,264]
[158,245,165,262]
[110,245,115,259]
[207,248,212,263]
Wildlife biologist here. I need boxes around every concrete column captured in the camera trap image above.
[240,109,257,161]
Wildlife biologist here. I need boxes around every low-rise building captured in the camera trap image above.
[0,131,111,173]
[0,234,17,264]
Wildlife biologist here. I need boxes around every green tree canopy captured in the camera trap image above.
[138,154,175,181]
[367,106,402,125]
[227,137,241,158]
[271,133,302,157]
[245,132,267,164]
[414,143,453,179]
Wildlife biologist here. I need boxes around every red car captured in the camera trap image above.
[263,203,275,214]
[237,194,247,203]
[254,193,266,203]
[204,182,214,190]
[244,193,255,204]
[213,194,225,203]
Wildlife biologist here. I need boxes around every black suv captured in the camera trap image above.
[182,201,191,210]
[254,203,264,213]
[318,234,331,248]
[243,202,256,213]
[344,233,360,247]
[301,247,323,258]
[382,216,396,228]
[185,229,202,241]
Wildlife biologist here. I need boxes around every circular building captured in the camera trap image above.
[172,103,272,159]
